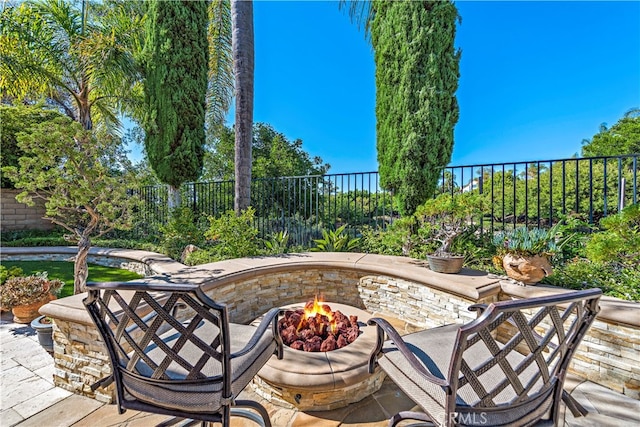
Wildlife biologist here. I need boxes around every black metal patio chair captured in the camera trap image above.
[368,288,602,427]
[84,281,283,427]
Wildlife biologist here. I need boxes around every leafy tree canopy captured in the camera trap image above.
[2,116,140,293]
[0,104,66,188]
[581,109,640,157]
[0,0,144,131]
[203,123,330,181]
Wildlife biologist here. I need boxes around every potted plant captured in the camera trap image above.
[415,192,486,273]
[0,273,63,323]
[493,224,562,284]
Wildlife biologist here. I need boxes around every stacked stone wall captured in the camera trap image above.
[52,319,114,403]
[1,189,54,232]
[358,275,499,329]
[46,265,640,402]
[204,269,365,324]
[574,319,639,398]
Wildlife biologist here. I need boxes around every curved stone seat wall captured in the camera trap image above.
[34,249,639,402]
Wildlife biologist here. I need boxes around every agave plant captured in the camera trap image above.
[264,230,290,254]
[493,224,562,257]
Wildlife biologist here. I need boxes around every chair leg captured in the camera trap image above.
[389,411,435,427]
[233,400,272,427]
[562,390,588,417]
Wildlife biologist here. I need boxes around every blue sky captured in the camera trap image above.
[130,1,640,175]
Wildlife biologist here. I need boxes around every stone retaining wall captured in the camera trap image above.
[358,275,499,329]
[0,189,54,232]
[52,318,114,403]
[39,252,640,402]
[573,318,639,398]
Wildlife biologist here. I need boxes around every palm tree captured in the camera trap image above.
[231,0,254,213]
[0,0,142,131]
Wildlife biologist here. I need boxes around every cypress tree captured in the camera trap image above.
[372,0,460,215]
[144,0,208,207]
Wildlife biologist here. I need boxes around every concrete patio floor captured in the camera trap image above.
[2,310,638,427]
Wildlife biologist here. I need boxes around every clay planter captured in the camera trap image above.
[502,254,553,284]
[427,255,465,274]
[11,294,56,324]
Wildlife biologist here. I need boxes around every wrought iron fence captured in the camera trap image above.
[136,154,639,246]
[441,154,638,234]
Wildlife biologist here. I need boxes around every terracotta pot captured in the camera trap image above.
[11,294,56,324]
[502,254,553,284]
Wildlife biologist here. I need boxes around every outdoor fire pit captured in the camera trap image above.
[278,297,360,352]
[252,300,385,411]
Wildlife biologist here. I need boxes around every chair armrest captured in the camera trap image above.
[231,307,283,360]
[367,318,449,387]
[467,303,488,314]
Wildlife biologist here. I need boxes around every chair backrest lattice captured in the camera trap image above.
[84,283,234,400]
[97,289,227,382]
[448,290,601,417]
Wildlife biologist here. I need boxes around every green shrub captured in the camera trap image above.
[586,204,639,265]
[360,223,406,256]
[544,258,639,302]
[1,229,69,247]
[159,207,208,260]
[551,214,593,262]
[187,208,260,264]
[264,230,290,255]
[450,230,499,271]
[0,265,23,285]
[311,224,360,252]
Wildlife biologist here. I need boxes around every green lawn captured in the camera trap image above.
[1,261,143,298]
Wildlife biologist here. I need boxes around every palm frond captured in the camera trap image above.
[337,0,373,41]
[206,0,233,137]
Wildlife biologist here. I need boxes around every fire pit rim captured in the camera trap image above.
[254,302,377,384]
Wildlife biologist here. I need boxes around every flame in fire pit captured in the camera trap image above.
[302,296,336,334]
[280,297,361,352]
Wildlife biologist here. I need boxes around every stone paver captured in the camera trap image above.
[14,394,103,427]
[1,408,25,426]
[69,405,139,427]
[13,386,72,419]
[1,370,56,410]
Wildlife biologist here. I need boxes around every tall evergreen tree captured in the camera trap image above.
[372,0,460,215]
[144,0,208,207]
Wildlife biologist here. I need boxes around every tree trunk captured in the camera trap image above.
[167,185,182,210]
[231,0,254,214]
[74,235,91,294]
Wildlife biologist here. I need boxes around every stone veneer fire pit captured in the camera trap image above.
[252,302,385,411]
